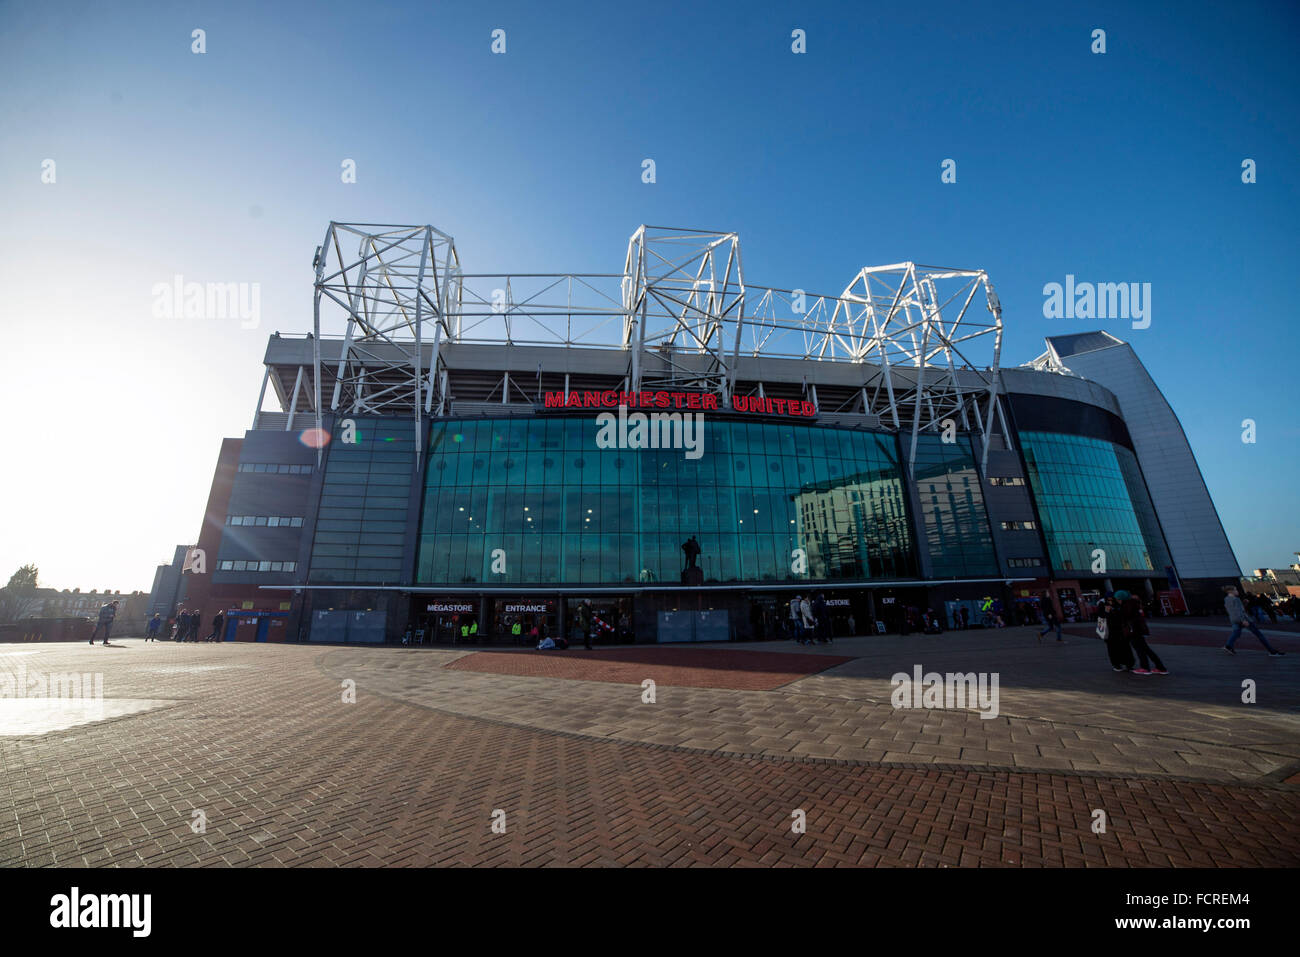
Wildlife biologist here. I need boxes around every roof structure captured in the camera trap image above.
[298,222,1010,473]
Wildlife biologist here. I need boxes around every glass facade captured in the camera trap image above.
[1019,431,1170,575]
[912,434,999,577]
[416,416,919,585]
[310,417,416,583]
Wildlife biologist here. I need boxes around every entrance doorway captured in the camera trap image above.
[227,610,290,642]
[412,598,481,645]
[564,596,633,646]
[494,598,559,646]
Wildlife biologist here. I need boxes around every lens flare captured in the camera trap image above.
[299,428,331,449]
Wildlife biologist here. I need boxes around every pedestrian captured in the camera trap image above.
[1254,594,1272,624]
[1222,586,1285,656]
[1098,597,1134,671]
[1038,603,1064,643]
[812,593,830,643]
[799,595,816,645]
[579,599,593,650]
[847,613,856,636]
[1115,590,1167,675]
[789,595,805,643]
[208,611,225,642]
[88,599,119,644]
[146,613,162,641]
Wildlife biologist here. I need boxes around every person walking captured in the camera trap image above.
[1115,590,1167,675]
[146,613,162,641]
[579,599,593,650]
[812,593,830,644]
[847,613,856,637]
[1249,594,1269,625]
[88,600,119,644]
[208,611,225,642]
[1098,597,1134,671]
[789,595,805,644]
[799,595,816,645]
[1038,603,1064,643]
[1223,586,1285,656]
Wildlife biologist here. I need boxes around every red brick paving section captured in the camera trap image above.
[444,646,854,690]
[5,698,1298,867]
[3,642,1298,867]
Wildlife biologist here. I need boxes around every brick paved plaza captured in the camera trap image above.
[2,623,1297,867]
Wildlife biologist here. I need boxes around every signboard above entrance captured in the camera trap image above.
[427,601,475,614]
[541,390,815,418]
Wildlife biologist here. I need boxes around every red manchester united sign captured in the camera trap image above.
[541,390,815,418]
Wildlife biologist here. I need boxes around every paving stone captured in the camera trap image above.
[0,635,1296,867]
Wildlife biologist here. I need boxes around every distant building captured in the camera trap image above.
[1243,553,1300,597]
[25,588,149,632]
[147,545,191,619]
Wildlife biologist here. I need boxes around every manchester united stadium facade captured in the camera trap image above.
[157,223,1242,644]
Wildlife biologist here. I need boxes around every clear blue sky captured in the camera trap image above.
[0,0,1296,590]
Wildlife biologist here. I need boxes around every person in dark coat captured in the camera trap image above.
[812,593,830,643]
[579,600,593,650]
[1038,603,1064,643]
[88,600,119,645]
[1099,597,1133,671]
[208,611,225,642]
[1116,590,1167,675]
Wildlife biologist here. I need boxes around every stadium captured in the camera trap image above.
[157,222,1242,645]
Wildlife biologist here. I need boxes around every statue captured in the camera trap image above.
[680,536,703,586]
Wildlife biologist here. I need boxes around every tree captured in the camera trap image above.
[0,564,40,622]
